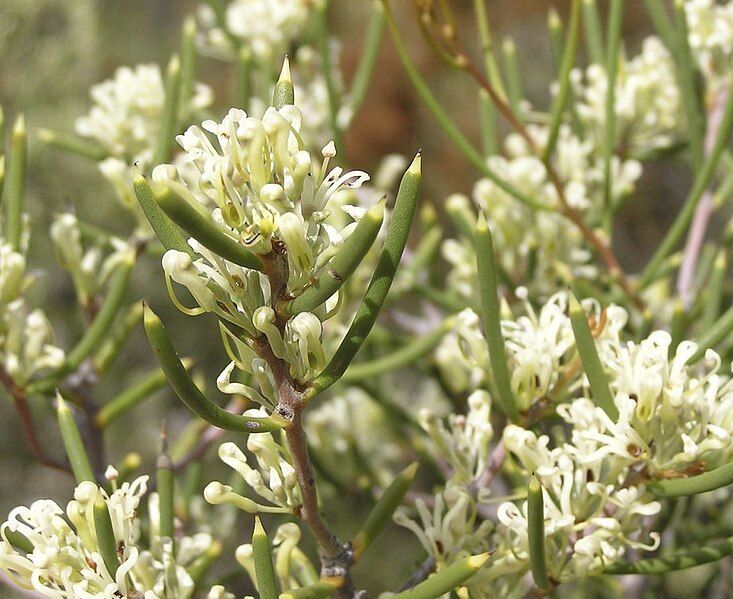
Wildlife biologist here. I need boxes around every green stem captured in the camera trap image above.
[133,169,192,255]
[3,115,26,252]
[95,366,186,428]
[471,0,507,99]
[348,0,386,120]
[155,184,264,271]
[602,0,624,217]
[37,128,108,161]
[342,320,450,383]
[543,0,581,162]
[315,0,345,157]
[605,536,733,574]
[93,495,120,577]
[501,37,524,116]
[281,582,337,599]
[582,0,605,65]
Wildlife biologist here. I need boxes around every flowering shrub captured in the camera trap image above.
[2,0,733,597]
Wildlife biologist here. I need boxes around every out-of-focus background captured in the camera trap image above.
[0,1,709,595]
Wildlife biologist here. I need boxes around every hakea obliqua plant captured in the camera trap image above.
[6,0,733,597]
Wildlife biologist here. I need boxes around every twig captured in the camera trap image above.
[677,86,730,308]
[409,1,644,309]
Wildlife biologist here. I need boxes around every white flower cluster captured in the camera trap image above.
[0,239,64,386]
[443,124,640,300]
[154,103,371,393]
[400,291,733,592]
[197,0,316,62]
[75,64,212,208]
[686,0,733,92]
[0,476,230,599]
[50,213,131,307]
[205,425,300,514]
[573,36,684,156]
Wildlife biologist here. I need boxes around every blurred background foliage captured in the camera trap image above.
[0,1,722,596]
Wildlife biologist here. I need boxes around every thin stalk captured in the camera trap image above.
[3,115,26,251]
[37,129,108,161]
[582,0,605,64]
[348,1,387,120]
[179,17,197,111]
[95,366,187,428]
[157,428,175,544]
[315,1,345,157]
[651,460,733,498]
[478,89,498,156]
[602,0,624,218]
[93,495,120,577]
[281,582,337,599]
[133,169,192,255]
[543,0,581,162]
[605,536,733,574]
[673,0,706,172]
[701,251,726,330]
[390,554,490,598]
[501,38,524,116]
[155,185,264,271]
[471,0,507,99]
[236,47,253,110]
[143,306,283,432]
[341,320,451,383]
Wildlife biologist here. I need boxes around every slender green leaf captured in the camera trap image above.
[568,292,618,420]
[56,393,95,484]
[582,0,605,65]
[308,153,421,398]
[389,554,490,599]
[155,185,264,271]
[143,305,283,432]
[353,462,418,559]
[37,128,108,161]
[93,495,120,577]
[528,476,550,590]
[253,517,279,599]
[153,55,182,165]
[476,215,519,422]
